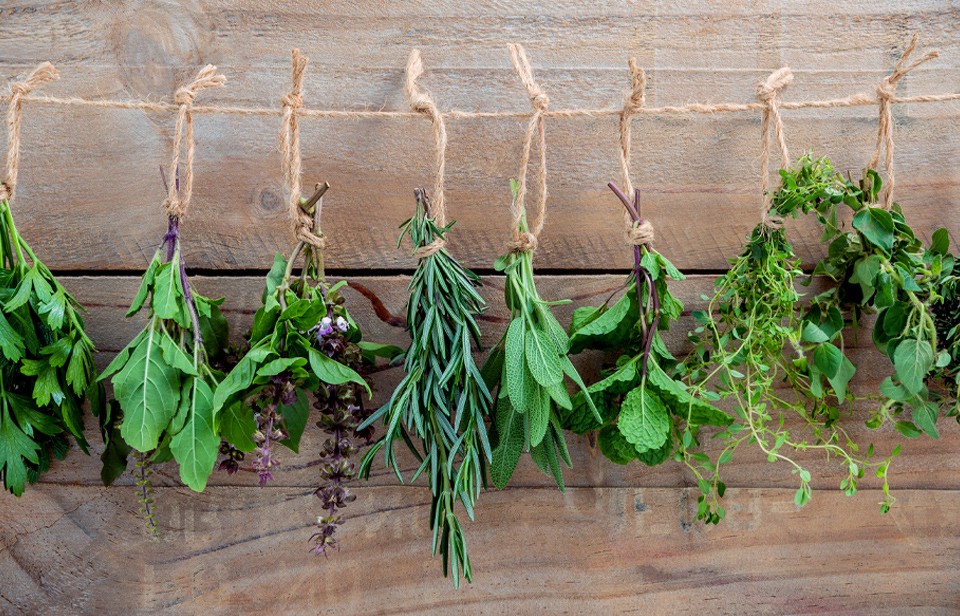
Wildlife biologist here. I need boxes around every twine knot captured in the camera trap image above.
[414,238,446,259]
[876,77,897,101]
[174,87,196,106]
[280,93,303,109]
[757,67,793,104]
[509,231,539,253]
[296,225,326,250]
[2,62,60,204]
[530,91,549,112]
[9,83,31,98]
[762,215,784,230]
[627,220,655,246]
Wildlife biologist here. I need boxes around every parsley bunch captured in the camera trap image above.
[482,181,600,491]
[0,195,99,496]
[99,215,230,537]
[681,155,895,522]
[360,190,491,587]
[560,183,730,471]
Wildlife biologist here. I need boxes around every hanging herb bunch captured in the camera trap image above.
[99,66,231,539]
[360,189,491,587]
[679,155,897,523]
[929,241,959,417]
[99,186,231,538]
[0,62,99,497]
[797,158,953,437]
[483,180,600,491]
[213,183,385,556]
[560,183,731,473]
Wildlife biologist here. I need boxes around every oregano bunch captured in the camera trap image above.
[482,180,600,491]
[800,162,951,438]
[0,194,99,496]
[212,184,385,556]
[559,183,731,471]
[360,190,492,588]
[679,155,895,522]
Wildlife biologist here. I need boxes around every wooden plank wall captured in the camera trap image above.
[1,2,959,613]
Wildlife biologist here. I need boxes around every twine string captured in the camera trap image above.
[508,43,549,253]
[164,65,225,219]
[279,49,324,249]
[1,62,59,202]
[406,49,449,259]
[618,58,655,246]
[757,66,793,228]
[869,34,939,209]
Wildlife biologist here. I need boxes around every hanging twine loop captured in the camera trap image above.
[164,65,225,219]
[869,34,939,210]
[1,62,59,202]
[757,66,793,229]
[618,58,654,246]
[278,49,324,249]
[406,49,449,259]
[507,43,549,253]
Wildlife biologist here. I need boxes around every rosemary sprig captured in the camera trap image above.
[360,189,491,587]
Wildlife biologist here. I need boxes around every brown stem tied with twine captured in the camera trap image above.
[757,66,793,229]
[405,49,449,259]
[1,62,59,203]
[164,65,225,220]
[507,43,548,254]
[869,34,939,210]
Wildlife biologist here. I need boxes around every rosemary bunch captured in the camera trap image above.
[482,181,600,491]
[360,190,491,587]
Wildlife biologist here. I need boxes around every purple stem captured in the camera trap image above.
[159,215,204,349]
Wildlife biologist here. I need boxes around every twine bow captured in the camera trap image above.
[405,49,449,259]
[1,62,59,203]
[870,34,939,209]
[757,66,793,229]
[164,65,225,219]
[508,43,549,253]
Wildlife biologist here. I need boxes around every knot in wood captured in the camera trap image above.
[509,231,539,253]
[627,220,655,245]
[281,93,303,109]
[413,237,446,259]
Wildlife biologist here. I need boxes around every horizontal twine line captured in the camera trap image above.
[6,91,960,119]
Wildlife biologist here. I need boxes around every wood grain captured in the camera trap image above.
[1,486,958,615]
[0,2,957,271]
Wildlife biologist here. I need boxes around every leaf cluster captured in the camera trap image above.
[360,191,491,587]
[482,181,599,491]
[0,198,98,496]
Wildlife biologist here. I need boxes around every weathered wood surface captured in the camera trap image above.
[0,1,958,271]
[3,2,960,613]
[2,486,959,615]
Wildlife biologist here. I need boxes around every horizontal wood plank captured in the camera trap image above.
[1,485,958,614]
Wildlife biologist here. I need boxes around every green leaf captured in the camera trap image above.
[490,399,524,489]
[930,228,950,256]
[151,259,183,321]
[309,348,371,396]
[278,390,310,453]
[212,343,273,412]
[850,255,880,302]
[0,407,40,496]
[893,338,934,395]
[170,378,219,492]
[567,287,637,354]
[813,342,843,378]
[20,358,64,407]
[159,330,200,377]
[853,208,895,253]
[524,327,563,388]
[912,402,939,439]
[127,255,160,317]
[801,321,830,344]
[218,402,257,453]
[597,425,638,465]
[646,362,730,427]
[264,252,287,300]
[115,327,182,451]
[618,385,670,454]
[0,309,25,361]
